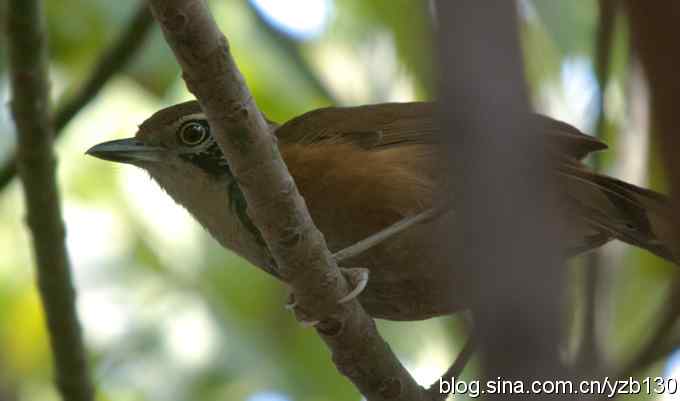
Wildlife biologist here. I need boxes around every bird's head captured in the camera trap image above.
[86,100,277,273]
[86,100,232,177]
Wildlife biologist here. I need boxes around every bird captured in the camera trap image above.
[87,101,677,321]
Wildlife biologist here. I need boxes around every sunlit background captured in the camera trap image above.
[0,0,677,400]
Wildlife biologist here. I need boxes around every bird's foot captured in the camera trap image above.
[284,267,369,326]
[284,293,320,326]
[337,267,370,304]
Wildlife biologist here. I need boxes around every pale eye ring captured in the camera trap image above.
[178,121,209,146]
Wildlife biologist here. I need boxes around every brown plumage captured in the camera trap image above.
[87,101,677,320]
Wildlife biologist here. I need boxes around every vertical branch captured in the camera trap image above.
[622,0,680,379]
[436,0,568,394]
[625,2,680,251]
[52,4,153,131]
[7,1,94,401]
[0,2,154,193]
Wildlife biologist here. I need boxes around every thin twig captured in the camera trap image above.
[147,1,429,400]
[616,275,680,379]
[334,206,449,262]
[618,0,680,386]
[0,2,153,192]
[7,0,94,400]
[427,336,476,401]
[248,3,339,105]
[592,275,680,401]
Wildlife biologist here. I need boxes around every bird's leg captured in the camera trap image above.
[328,205,449,304]
[286,205,450,324]
[332,205,450,262]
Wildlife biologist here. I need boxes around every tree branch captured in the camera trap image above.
[625,1,680,254]
[616,275,680,379]
[436,0,568,395]
[427,336,476,401]
[0,2,153,192]
[7,0,94,400]
[593,276,680,401]
[248,2,339,105]
[623,0,680,379]
[146,1,429,400]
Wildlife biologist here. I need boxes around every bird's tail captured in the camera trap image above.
[560,164,678,264]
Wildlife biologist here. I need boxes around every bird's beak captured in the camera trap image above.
[85,138,165,164]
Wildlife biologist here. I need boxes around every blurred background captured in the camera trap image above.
[0,0,677,400]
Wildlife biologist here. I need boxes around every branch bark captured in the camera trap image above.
[624,0,680,376]
[7,1,94,400]
[146,1,429,400]
[625,1,680,251]
[436,0,569,396]
[0,2,154,192]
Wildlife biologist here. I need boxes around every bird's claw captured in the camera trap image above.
[299,318,321,327]
[284,267,369,326]
[284,293,320,326]
[284,293,297,310]
[338,267,370,304]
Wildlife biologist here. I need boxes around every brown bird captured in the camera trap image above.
[87,101,676,321]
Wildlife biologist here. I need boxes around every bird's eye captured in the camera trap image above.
[178,121,209,146]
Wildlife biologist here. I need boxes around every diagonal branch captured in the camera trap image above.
[7,0,94,400]
[0,2,153,192]
[427,335,476,401]
[617,275,680,379]
[247,2,339,105]
[593,275,680,401]
[146,1,429,400]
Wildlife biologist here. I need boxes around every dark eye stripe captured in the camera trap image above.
[179,141,232,178]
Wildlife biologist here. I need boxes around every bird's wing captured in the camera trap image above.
[275,102,437,149]
[533,114,608,160]
[275,101,607,160]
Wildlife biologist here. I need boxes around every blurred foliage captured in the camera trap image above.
[337,0,434,96]
[0,0,677,400]
[532,0,597,56]
[45,0,178,97]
